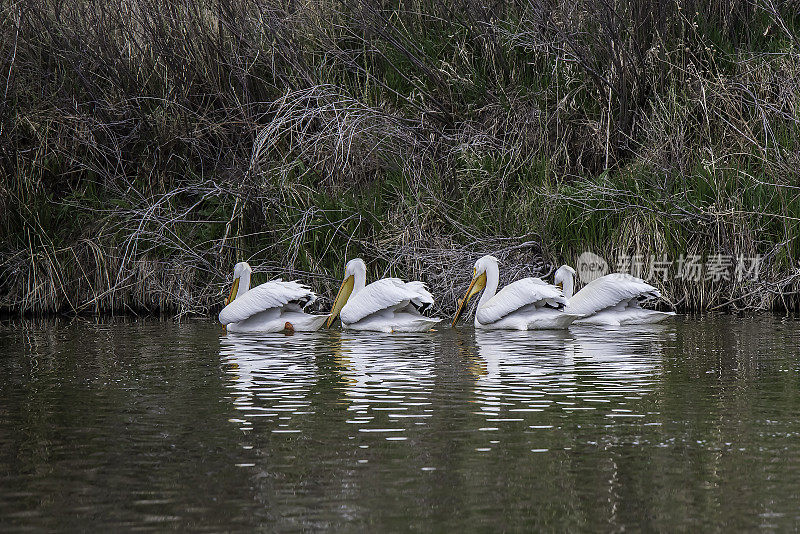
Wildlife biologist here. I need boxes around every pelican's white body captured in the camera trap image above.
[554,265,675,326]
[219,263,328,333]
[337,259,442,332]
[467,256,582,330]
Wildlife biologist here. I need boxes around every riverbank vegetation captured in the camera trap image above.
[2,0,800,315]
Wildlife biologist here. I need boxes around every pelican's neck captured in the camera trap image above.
[351,268,367,295]
[477,260,500,309]
[237,270,251,298]
[562,271,575,299]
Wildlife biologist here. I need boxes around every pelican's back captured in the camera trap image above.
[219,280,316,325]
[564,274,659,317]
[340,278,434,324]
[476,277,566,325]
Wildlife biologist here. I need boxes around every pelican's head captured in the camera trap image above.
[452,255,497,327]
[326,258,366,327]
[225,261,252,306]
[553,264,576,298]
[553,265,575,288]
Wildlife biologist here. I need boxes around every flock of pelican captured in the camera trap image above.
[218,255,674,333]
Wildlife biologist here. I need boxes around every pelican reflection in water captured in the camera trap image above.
[219,333,325,431]
[468,325,672,423]
[330,332,437,431]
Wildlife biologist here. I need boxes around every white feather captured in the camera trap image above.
[340,278,433,325]
[476,277,567,325]
[402,280,435,308]
[564,273,659,317]
[219,280,316,325]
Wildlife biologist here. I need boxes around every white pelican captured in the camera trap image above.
[452,255,582,330]
[326,258,442,332]
[553,265,675,325]
[218,262,328,333]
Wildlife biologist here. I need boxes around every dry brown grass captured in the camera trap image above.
[2,0,800,316]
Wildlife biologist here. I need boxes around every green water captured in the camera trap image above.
[1,316,799,531]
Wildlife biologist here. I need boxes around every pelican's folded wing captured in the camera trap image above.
[219,280,316,325]
[564,274,659,316]
[476,277,566,325]
[403,280,434,311]
[340,278,433,324]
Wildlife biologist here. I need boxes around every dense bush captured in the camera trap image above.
[2,0,800,315]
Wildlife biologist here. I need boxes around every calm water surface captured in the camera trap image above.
[1,316,799,531]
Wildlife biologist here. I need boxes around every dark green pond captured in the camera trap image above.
[1,316,799,531]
